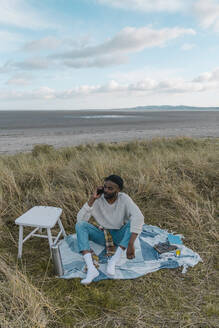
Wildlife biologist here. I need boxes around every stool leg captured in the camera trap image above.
[58,218,66,237]
[18,226,23,258]
[47,228,53,250]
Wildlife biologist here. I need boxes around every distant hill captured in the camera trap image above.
[129,105,219,110]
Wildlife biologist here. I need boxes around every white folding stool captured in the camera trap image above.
[15,206,66,258]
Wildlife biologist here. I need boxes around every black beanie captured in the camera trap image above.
[104,174,124,190]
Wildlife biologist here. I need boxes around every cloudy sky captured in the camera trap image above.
[0,0,219,110]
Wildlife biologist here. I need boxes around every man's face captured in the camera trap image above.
[103,180,120,200]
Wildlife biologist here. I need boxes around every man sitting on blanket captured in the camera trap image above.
[76,174,144,284]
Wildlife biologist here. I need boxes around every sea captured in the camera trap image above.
[0,107,219,131]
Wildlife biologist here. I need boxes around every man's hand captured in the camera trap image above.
[126,232,138,259]
[88,186,103,207]
[126,243,135,259]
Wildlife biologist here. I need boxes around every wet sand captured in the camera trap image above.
[0,110,218,155]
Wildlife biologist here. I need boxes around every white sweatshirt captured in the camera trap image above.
[77,192,144,234]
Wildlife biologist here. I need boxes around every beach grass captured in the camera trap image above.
[0,137,218,328]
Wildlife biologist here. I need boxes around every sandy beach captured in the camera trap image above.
[0,110,218,155]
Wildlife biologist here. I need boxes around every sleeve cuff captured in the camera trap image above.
[130,226,142,234]
[84,202,93,211]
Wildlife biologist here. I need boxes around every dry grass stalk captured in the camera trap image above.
[0,137,218,327]
[0,256,58,328]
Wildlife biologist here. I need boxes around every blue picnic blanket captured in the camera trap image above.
[59,224,202,281]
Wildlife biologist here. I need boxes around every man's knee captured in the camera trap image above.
[75,221,88,232]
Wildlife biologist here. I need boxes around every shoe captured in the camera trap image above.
[81,267,99,285]
[106,260,116,276]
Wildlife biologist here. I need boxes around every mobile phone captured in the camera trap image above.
[97,187,104,195]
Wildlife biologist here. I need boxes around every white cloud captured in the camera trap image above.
[6,73,32,86]
[0,30,20,42]
[51,26,195,68]
[23,37,62,52]
[15,58,50,70]
[35,87,56,99]
[0,87,56,100]
[96,0,187,12]
[193,67,219,82]
[193,0,219,31]
[1,26,195,73]
[97,1,219,33]
[0,58,50,73]
[1,67,219,101]
[0,0,53,29]
[109,67,184,82]
[7,77,30,86]
[63,54,128,68]
[54,26,196,58]
[181,43,196,51]
[22,35,94,53]
[0,61,13,74]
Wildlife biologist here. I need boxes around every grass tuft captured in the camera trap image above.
[0,137,218,327]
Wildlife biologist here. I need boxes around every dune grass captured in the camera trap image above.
[0,137,218,328]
